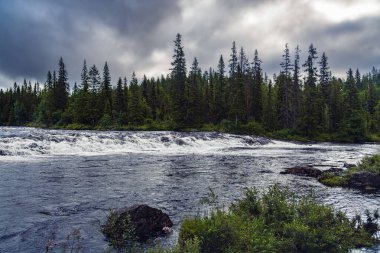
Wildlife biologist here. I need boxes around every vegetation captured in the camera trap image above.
[178,185,379,253]
[1,34,380,142]
[98,186,378,253]
[319,154,380,189]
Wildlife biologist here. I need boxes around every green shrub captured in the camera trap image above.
[101,210,135,249]
[178,185,379,253]
[356,154,380,174]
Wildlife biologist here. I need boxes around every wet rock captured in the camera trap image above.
[174,138,186,145]
[29,143,38,149]
[343,162,356,169]
[0,150,7,156]
[104,204,173,243]
[258,169,274,174]
[280,166,322,178]
[347,172,380,190]
[160,136,170,143]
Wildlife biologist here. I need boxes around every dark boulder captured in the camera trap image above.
[348,172,380,190]
[343,162,356,169]
[103,204,173,243]
[280,166,322,178]
[160,136,170,143]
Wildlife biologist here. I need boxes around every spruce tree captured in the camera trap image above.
[229,41,238,79]
[278,44,293,129]
[128,72,144,125]
[292,45,301,128]
[102,62,112,114]
[186,57,202,126]
[81,60,89,91]
[251,49,263,121]
[55,57,69,112]
[170,33,187,126]
[301,44,319,136]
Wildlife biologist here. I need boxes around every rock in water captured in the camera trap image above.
[104,204,173,243]
[348,172,380,190]
[343,162,356,169]
[280,166,322,178]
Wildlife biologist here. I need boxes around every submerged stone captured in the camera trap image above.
[280,166,322,178]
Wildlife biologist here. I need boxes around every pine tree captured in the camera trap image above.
[278,44,293,129]
[55,57,69,112]
[251,49,263,121]
[300,44,319,136]
[89,65,101,93]
[128,72,144,125]
[342,68,366,141]
[186,57,202,126]
[81,60,89,91]
[355,69,362,90]
[263,79,276,130]
[319,52,330,103]
[114,77,125,115]
[102,62,112,114]
[292,45,301,128]
[215,55,226,122]
[229,41,238,79]
[170,33,187,126]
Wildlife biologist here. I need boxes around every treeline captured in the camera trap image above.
[0,33,380,142]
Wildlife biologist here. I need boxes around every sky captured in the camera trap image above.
[0,0,379,90]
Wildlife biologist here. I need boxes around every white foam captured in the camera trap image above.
[0,127,269,158]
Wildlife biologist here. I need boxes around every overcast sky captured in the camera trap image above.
[0,0,379,90]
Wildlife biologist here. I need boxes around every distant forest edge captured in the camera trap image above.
[0,33,379,143]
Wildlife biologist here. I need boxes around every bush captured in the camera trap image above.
[178,185,379,253]
[241,120,265,135]
[101,210,135,249]
[356,154,380,174]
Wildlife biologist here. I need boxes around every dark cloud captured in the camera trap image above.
[0,0,180,84]
[0,0,379,88]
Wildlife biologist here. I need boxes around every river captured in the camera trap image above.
[0,127,379,252]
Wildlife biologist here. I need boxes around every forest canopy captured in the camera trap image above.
[0,34,379,142]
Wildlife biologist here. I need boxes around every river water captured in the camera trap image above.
[0,127,379,252]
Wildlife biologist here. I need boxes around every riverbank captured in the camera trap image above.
[319,154,380,191]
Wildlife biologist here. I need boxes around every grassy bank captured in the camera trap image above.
[103,186,379,253]
[319,154,380,190]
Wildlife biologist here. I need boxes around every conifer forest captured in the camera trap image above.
[1,34,379,142]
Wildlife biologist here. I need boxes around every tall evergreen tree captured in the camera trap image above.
[89,65,101,93]
[278,44,293,129]
[128,72,144,125]
[301,44,319,136]
[54,57,69,112]
[229,41,238,78]
[102,62,112,114]
[319,52,330,103]
[215,55,226,122]
[81,60,89,91]
[170,33,187,126]
[292,45,301,128]
[251,49,263,121]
